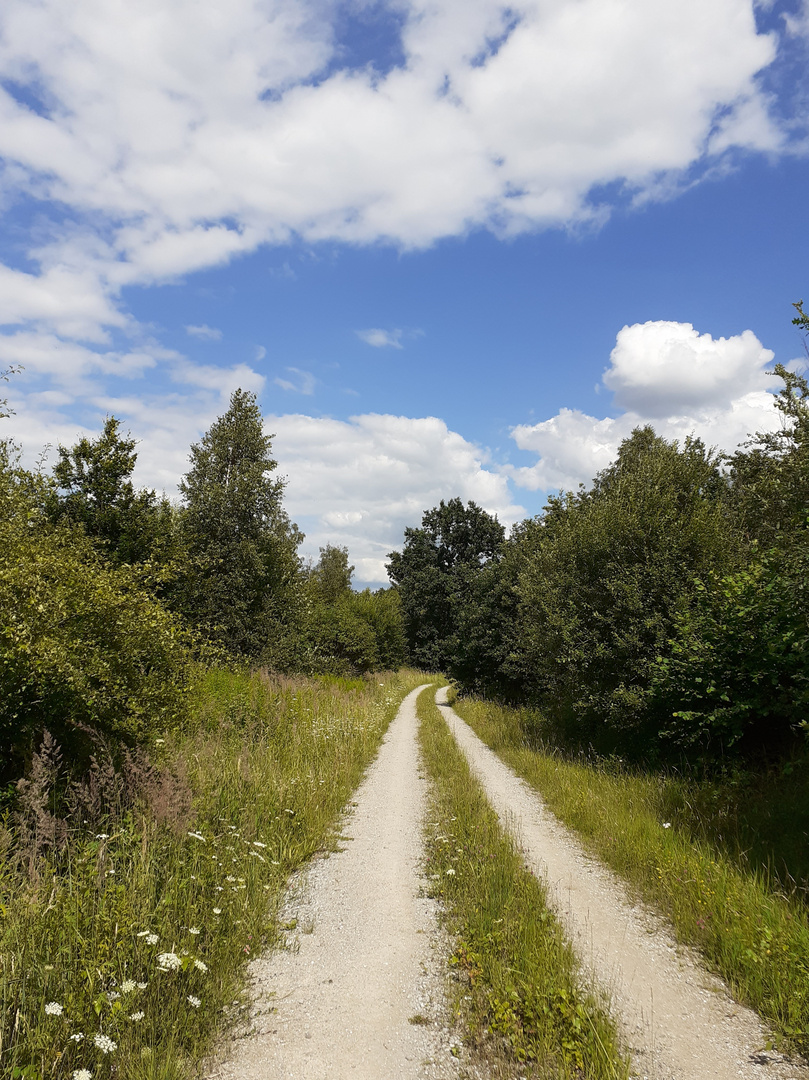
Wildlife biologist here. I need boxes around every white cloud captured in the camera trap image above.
[185,324,222,340]
[511,320,783,493]
[356,328,404,349]
[0,0,789,344]
[271,412,524,584]
[274,367,316,394]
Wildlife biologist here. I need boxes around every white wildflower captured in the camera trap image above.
[45,1002,64,1016]
[106,991,120,1001]
[188,927,201,935]
[129,1011,145,1022]
[120,980,136,994]
[252,841,266,849]
[213,907,222,915]
[662,822,672,829]
[73,1070,93,1080]
[70,1033,85,1042]
[137,982,147,990]
[226,875,236,883]
[95,833,109,840]
[188,831,206,843]
[157,952,182,971]
[445,868,456,876]
[145,933,158,945]
[94,1033,117,1054]
[187,995,201,1008]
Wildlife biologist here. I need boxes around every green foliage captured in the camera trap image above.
[651,541,809,753]
[343,588,407,670]
[725,359,809,545]
[177,389,304,657]
[387,498,505,669]
[0,443,191,779]
[514,428,738,754]
[308,544,354,602]
[46,417,174,567]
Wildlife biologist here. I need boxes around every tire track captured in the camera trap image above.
[206,685,462,1080]
[436,686,808,1080]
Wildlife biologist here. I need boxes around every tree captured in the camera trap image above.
[178,389,304,657]
[387,498,505,670]
[47,416,171,567]
[309,544,354,602]
[0,442,190,780]
[514,428,739,755]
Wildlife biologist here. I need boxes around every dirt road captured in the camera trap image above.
[436,686,808,1080]
[207,685,462,1080]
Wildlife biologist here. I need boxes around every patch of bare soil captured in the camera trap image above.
[436,686,809,1080]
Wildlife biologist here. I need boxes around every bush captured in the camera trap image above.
[0,447,191,779]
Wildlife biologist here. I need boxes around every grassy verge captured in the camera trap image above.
[0,668,427,1080]
[417,688,628,1079]
[453,696,809,1055]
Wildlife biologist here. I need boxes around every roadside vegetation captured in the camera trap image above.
[0,668,422,1080]
[417,688,629,1079]
[453,695,809,1055]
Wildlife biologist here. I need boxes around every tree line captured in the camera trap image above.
[0,387,405,781]
[389,309,809,765]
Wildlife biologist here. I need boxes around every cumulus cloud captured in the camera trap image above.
[0,0,789,344]
[185,324,222,340]
[356,328,404,349]
[271,412,524,584]
[510,320,782,493]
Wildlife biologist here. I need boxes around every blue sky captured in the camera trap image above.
[1,0,808,584]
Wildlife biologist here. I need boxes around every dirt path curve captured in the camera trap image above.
[437,686,809,1080]
[207,685,462,1080]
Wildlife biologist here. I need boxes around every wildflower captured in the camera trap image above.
[155,738,165,745]
[120,980,136,994]
[95,833,109,840]
[226,875,236,883]
[187,995,201,1008]
[188,832,206,843]
[662,822,672,829]
[252,841,266,848]
[106,991,120,1001]
[194,959,208,972]
[106,868,115,876]
[249,851,266,862]
[70,1033,85,1042]
[157,952,182,971]
[73,1070,93,1080]
[145,933,159,946]
[129,1011,145,1022]
[137,982,147,989]
[445,868,456,876]
[188,927,201,935]
[45,1001,64,1016]
[94,1033,117,1054]
[213,907,222,915]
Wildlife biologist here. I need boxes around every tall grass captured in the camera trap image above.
[0,668,425,1080]
[453,696,809,1054]
[418,689,628,1079]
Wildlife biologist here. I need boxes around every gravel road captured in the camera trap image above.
[206,685,465,1080]
[436,686,809,1080]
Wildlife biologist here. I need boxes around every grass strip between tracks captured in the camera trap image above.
[417,687,629,1080]
[453,695,809,1057]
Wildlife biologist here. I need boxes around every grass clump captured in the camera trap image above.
[453,696,809,1055]
[417,688,628,1079]
[0,667,424,1080]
